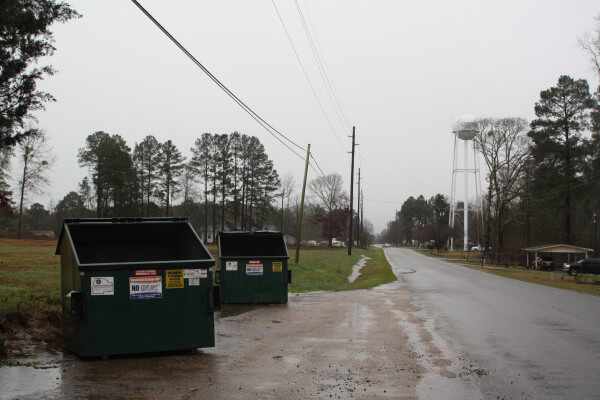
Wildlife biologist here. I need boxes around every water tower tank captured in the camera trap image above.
[452,114,478,140]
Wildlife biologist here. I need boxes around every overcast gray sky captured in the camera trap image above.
[31,0,599,232]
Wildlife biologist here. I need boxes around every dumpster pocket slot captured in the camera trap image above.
[66,291,86,320]
[287,270,292,284]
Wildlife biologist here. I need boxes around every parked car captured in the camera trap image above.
[331,240,344,248]
[533,256,556,271]
[470,245,482,252]
[562,258,600,276]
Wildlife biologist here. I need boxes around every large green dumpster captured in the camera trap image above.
[217,231,291,304]
[56,217,218,358]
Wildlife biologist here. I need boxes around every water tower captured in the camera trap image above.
[449,114,483,251]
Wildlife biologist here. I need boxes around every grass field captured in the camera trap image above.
[289,247,396,293]
[415,248,600,296]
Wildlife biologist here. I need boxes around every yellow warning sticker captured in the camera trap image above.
[273,262,283,272]
[165,270,184,289]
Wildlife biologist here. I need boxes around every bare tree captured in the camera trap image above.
[279,173,295,233]
[475,118,530,253]
[309,173,348,245]
[14,130,54,238]
[579,15,600,81]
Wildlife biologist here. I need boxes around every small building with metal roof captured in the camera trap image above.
[522,244,594,270]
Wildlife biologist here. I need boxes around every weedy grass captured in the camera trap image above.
[289,247,396,293]
[0,239,61,321]
[415,248,600,296]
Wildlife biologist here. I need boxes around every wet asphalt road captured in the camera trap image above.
[385,248,600,399]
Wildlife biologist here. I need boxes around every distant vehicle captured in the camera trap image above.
[382,243,391,248]
[307,240,319,247]
[331,239,343,248]
[533,256,555,271]
[470,245,482,252]
[562,258,600,276]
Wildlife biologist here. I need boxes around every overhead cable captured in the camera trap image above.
[294,0,351,133]
[131,0,305,161]
[270,0,348,154]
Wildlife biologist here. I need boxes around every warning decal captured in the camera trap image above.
[246,264,263,276]
[91,277,114,296]
[135,269,157,276]
[225,261,238,271]
[129,276,162,299]
[272,262,283,272]
[166,270,184,289]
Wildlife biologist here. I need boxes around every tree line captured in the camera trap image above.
[1,128,374,245]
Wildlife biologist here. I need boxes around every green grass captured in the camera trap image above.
[289,247,396,293]
[414,248,600,296]
[0,239,61,321]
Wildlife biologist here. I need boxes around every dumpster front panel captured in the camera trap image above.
[78,266,215,357]
[220,257,288,304]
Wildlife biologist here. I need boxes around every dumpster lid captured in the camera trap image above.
[56,217,215,268]
[218,231,289,259]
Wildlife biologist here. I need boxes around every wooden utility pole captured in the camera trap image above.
[295,144,311,264]
[360,189,364,246]
[356,168,361,247]
[348,127,356,255]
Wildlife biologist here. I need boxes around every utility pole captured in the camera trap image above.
[295,144,311,264]
[395,209,398,245]
[594,213,598,256]
[348,127,356,255]
[360,189,364,247]
[357,168,361,247]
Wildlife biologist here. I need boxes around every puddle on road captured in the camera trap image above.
[0,363,61,400]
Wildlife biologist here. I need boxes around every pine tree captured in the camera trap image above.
[528,75,595,243]
[157,140,185,216]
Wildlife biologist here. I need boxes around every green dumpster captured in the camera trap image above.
[56,217,218,358]
[217,231,291,304]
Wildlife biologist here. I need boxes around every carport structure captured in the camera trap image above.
[522,244,594,270]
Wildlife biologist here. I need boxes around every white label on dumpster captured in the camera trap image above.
[91,277,114,296]
[183,269,208,279]
[189,278,200,286]
[129,276,162,299]
[246,264,263,276]
[226,261,238,271]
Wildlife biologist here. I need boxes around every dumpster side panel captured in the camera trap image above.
[79,267,215,358]
[61,238,83,355]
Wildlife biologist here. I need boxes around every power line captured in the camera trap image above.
[130,0,306,161]
[293,0,351,133]
[270,0,348,154]
[299,0,351,131]
[309,153,326,177]
[365,198,403,205]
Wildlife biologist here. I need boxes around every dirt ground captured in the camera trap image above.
[0,273,474,400]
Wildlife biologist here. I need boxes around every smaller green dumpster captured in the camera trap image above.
[56,217,218,358]
[217,231,291,304]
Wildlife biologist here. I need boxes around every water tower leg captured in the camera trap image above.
[464,139,469,252]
